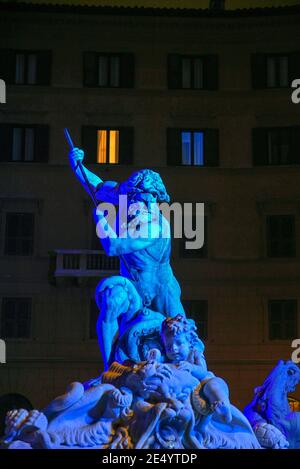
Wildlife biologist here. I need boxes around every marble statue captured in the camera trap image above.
[244,360,300,449]
[2,316,260,449]
[69,147,186,370]
[0,142,278,449]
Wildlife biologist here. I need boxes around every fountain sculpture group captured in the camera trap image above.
[2,147,299,449]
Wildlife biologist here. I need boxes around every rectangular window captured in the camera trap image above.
[12,127,35,162]
[168,54,218,90]
[15,53,38,85]
[182,300,208,340]
[268,300,297,340]
[182,57,204,89]
[1,298,31,339]
[0,124,49,163]
[252,127,300,166]
[180,215,207,259]
[89,299,99,340]
[83,52,134,88]
[252,52,300,89]
[82,126,133,165]
[181,131,204,166]
[167,128,218,167]
[266,55,289,88]
[267,128,290,165]
[97,130,119,164]
[266,215,296,258]
[0,50,51,86]
[98,55,120,87]
[4,212,35,256]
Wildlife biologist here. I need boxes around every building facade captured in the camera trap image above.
[0,1,300,430]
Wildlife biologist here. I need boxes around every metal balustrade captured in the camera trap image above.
[53,250,119,277]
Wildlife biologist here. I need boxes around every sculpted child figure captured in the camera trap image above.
[161,315,232,424]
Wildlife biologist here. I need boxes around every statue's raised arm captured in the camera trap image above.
[69,147,120,204]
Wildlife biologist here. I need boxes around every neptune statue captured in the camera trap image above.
[69,147,186,370]
[4,139,297,449]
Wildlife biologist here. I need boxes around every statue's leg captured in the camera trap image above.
[96,283,130,370]
[153,275,186,317]
[202,377,232,423]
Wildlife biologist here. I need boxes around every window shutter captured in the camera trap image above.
[0,50,15,84]
[0,124,13,162]
[120,53,135,88]
[82,126,97,164]
[36,51,52,85]
[204,55,218,90]
[291,126,300,165]
[83,52,98,87]
[34,125,49,162]
[119,127,134,164]
[251,54,266,89]
[289,52,300,85]
[204,129,219,166]
[167,128,182,165]
[252,128,268,166]
[167,54,182,89]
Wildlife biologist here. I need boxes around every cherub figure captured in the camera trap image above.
[161,315,232,423]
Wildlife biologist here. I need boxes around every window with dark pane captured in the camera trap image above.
[98,55,120,87]
[0,50,51,86]
[252,53,299,90]
[4,213,34,256]
[267,128,291,165]
[182,300,208,340]
[252,127,299,166]
[180,215,207,259]
[268,300,297,340]
[0,124,49,163]
[11,127,35,162]
[266,55,289,88]
[182,57,204,89]
[1,298,31,339]
[83,52,134,88]
[266,215,296,258]
[89,299,99,340]
[168,54,218,90]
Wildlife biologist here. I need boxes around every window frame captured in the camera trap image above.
[265,214,296,259]
[3,211,35,257]
[167,128,219,168]
[81,125,134,166]
[0,297,32,340]
[265,53,290,89]
[267,299,298,341]
[0,123,50,164]
[252,126,300,167]
[14,51,38,86]
[96,129,120,164]
[181,55,205,90]
[96,53,121,88]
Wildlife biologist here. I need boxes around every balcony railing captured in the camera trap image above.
[53,250,119,278]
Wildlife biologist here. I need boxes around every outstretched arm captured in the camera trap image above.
[69,147,120,203]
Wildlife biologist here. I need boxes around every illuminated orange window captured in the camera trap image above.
[97,130,119,164]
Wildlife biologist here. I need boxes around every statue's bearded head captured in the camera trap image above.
[119,169,170,204]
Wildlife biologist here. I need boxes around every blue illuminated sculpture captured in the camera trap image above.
[244,360,300,449]
[2,142,263,449]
